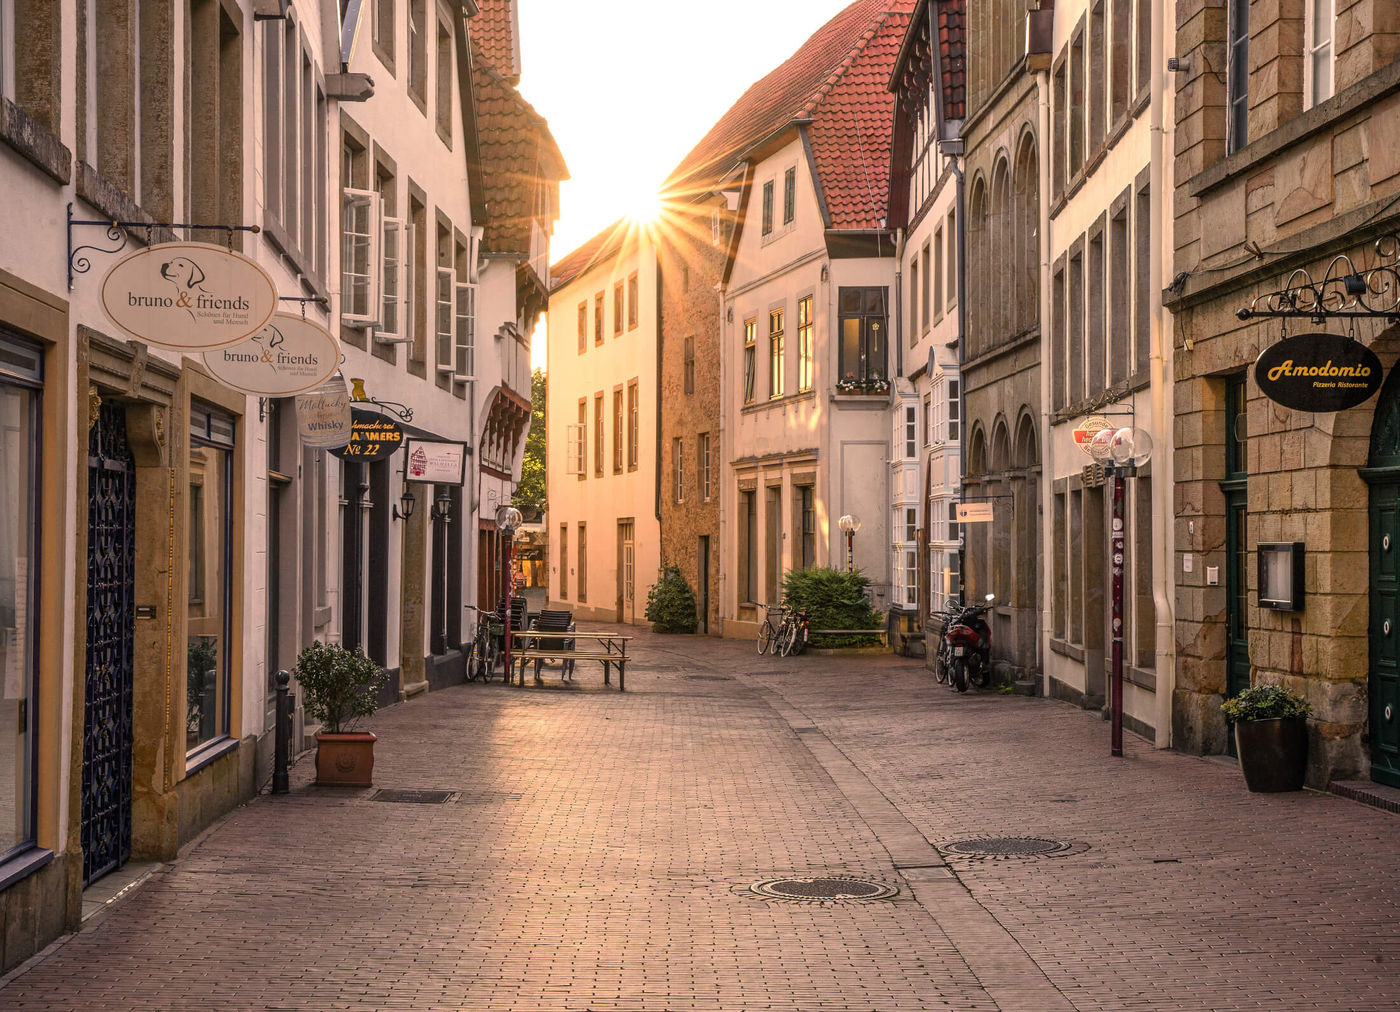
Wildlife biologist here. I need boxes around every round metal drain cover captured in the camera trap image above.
[944,836,1077,858]
[750,877,898,901]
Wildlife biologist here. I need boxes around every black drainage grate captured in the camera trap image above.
[685,675,732,682]
[943,836,1085,859]
[371,789,455,804]
[751,877,898,901]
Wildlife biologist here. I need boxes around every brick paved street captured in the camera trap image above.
[3,629,1397,1011]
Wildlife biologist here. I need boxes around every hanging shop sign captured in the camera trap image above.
[404,438,468,485]
[1073,415,1114,454]
[955,502,995,524]
[330,408,405,462]
[100,241,278,350]
[200,313,340,396]
[1254,332,1383,412]
[295,375,353,448]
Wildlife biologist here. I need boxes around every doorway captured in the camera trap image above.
[698,536,711,634]
[1221,374,1250,756]
[617,520,635,624]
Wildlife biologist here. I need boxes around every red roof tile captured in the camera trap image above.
[937,0,966,122]
[664,0,914,232]
[472,0,520,83]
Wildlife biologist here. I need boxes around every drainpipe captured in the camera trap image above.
[894,227,906,377]
[948,155,966,608]
[1150,0,1176,748]
[1035,63,1052,695]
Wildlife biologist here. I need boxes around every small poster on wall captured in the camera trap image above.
[404,439,468,485]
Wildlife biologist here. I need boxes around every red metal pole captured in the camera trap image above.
[503,534,515,684]
[1111,469,1126,757]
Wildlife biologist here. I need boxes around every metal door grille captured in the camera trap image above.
[83,402,135,886]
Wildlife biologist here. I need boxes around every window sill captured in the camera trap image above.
[742,390,815,415]
[185,736,239,778]
[0,846,54,892]
[0,98,71,185]
[1050,637,1084,662]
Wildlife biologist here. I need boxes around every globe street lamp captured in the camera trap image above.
[496,505,523,681]
[838,514,861,573]
[1088,427,1154,757]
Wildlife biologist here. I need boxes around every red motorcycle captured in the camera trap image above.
[933,594,995,692]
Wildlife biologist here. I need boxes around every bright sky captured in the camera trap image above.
[518,0,858,368]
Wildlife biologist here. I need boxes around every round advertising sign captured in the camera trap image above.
[201,313,340,396]
[100,241,278,351]
[329,408,405,462]
[295,375,353,449]
[1254,332,1383,412]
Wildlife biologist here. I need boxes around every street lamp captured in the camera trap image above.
[497,505,523,681]
[838,514,861,573]
[1089,426,1154,758]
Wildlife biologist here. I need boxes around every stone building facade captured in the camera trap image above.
[1167,0,1400,786]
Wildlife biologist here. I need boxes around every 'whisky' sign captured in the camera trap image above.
[1254,333,1383,412]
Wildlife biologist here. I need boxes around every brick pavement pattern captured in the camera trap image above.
[2,628,1397,1010]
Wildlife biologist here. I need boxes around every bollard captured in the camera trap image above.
[273,670,291,794]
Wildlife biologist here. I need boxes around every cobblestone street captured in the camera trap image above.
[3,630,1397,1011]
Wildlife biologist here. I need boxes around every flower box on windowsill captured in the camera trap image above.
[834,377,891,397]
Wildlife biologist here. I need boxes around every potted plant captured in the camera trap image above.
[1220,683,1312,792]
[294,641,390,787]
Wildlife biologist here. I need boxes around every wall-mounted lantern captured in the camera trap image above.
[1258,542,1305,611]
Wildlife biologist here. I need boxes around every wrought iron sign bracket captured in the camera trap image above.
[67,202,260,290]
[1236,233,1400,324]
[347,377,414,424]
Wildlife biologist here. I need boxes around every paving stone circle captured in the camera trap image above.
[750,876,899,901]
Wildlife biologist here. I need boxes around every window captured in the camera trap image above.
[435,265,455,375]
[594,292,604,345]
[837,287,888,385]
[435,17,452,140]
[1227,0,1249,154]
[627,379,639,470]
[408,0,426,103]
[1070,27,1085,174]
[264,21,327,276]
[612,389,623,474]
[783,166,796,225]
[372,0,395,65]
[765,486,782,604]
[740,490,757,603]
[1053,491,1066,637]
[932,232,942,322]
[684,336,695,394]
[0,336,40,860]
[1069,246,1084,405]
[1306,0,1334,109]
[577,301,587,354]
[904,404,917,459]
[558,524,568,599]
[905,549,918,608]
[797,296,814,392]
[1089,1,1105,152]
[673,438,684,503]
[1052,258,1067,410]
[408,193,428,364]
[341,186,381,324]
[593,393,604,477]
[1110,0,1129,123]
[628,272,639,329]
[909,257,920,345]
[1109,201,1130,385]
[1053,58,1067,198]
[923,393,932,446]
[743,318,757,405]
[799,486,815,569]
[1135,183,1151,378]
[699,432,712,500]
[188,404,235,755]
[905,507,918,543]
[577,523,587,602]
[947,380,960,441]
[761,180,774,235]
[769,308,785,399]
[1088,227,1105,394]
[565,416,585,476]
[577,399,587,478]
[377,167,409,344]
[613,281,624,336]
[454,251,476,378]
[946,209,957,308]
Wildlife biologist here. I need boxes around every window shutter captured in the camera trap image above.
[341,188,381,325]
[454,281,476,381]
[435,267,455,374]
[373,217,411,343]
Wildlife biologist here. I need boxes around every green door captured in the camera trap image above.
[1368,480,1400,787]
[1223,485,1250,756]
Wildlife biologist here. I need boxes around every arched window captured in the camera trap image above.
[967,176,988,359]
[990,157,1011,345]
[1013,132,1040,337]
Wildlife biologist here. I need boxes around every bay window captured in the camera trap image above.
[837,287,888,388]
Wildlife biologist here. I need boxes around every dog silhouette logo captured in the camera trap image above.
[160,257,206,290]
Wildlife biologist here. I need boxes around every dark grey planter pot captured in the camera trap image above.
[1234,717,1308,792]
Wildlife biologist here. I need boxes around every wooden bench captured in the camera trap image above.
[808,628,889,648]
[509,630,632,691]
[520,610,576,680]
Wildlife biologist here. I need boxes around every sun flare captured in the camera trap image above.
[626,191,662,225]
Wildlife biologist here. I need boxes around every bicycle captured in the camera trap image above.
[755,604,782,655]
[778,607,809,657]
[466,606,502,682]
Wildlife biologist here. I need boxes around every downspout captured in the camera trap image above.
[1035,63,1052,694]
[894,227,906,377]
[949,155,966,608]
[654,242,663,531]
[1150,0,1176,748]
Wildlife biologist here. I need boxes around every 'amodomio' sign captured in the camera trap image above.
[101,241,278,351]
[1254,332,1383,412]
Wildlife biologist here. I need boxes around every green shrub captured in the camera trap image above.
[1220,683,1312,723]
[294,641,389,734]
[645,566,699,633]
[781,567,883,648]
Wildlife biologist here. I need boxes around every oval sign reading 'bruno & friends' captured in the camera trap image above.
[1254,332,1383,413]
[101,241,278,351]
[201,313,341,396]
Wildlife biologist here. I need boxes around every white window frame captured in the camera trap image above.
[453,281,476,382]
[341,188,381,326]
[435,266,455,375]
[565,423,585,475]
[374,216,411,344]
[1304,0,1334,110]
[904,403,918,459]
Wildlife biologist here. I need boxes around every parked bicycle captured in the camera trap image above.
[756,604,783,655]
[777,607,809,657]
[466,605,502,682]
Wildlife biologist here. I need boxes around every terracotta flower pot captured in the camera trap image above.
[314,731,377,787]
[1234,717,1308,792]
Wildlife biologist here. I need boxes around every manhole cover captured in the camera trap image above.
[685,675,732,682]
[371,789,454,804]
[943,836,1081,858]
[750,877,898,901]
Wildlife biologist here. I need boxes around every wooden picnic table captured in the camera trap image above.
[508,629,632,691]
